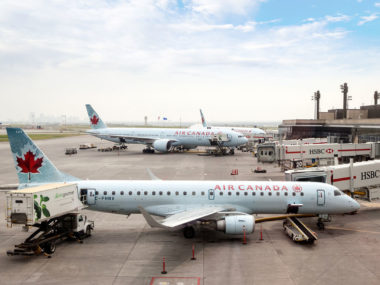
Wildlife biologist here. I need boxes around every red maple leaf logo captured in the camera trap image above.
[16,150,43,174]
[90,115,99,125]
[293,185,302,192]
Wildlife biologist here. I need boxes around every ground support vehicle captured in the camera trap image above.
[283,217,317,244]
[7,213,94,257]
[6,183,93,256]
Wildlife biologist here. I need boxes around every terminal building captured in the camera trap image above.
[279,86,380,143]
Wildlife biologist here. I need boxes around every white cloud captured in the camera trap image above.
[375,2,380,7]
[358,13,379,25]
[188,0,266,16]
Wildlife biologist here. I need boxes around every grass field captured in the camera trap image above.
[0,133,81,142]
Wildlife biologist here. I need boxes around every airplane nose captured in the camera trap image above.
[352,199,360,211]
[242,137,248,144]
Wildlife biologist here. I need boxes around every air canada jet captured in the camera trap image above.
[85,104,248,153]
[7,128,360,238]
[200,109,266,142]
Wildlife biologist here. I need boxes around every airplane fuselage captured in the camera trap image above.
[76,180,359,216]
[87,127,247,148]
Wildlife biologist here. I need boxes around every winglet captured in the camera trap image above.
[138,206,169,229]
[146,168,161,180]
[200,109,208,128]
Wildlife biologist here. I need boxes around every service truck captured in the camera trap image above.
[6,183,94,257]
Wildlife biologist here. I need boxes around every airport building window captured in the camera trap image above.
[284,192,288,196]
[120,191,124,195]
[144,191,148,195]
[152,191,156,196]
[112,191,115,195]
[183,191,187,196]
[292,192,296,196]
[175,191,179,195]
[244,192,248,196]
[167,191,171,195]
[129,191,132,195]
[201,191,205,196]
[159,191,163,195]
[236,192,240,196]
[260,192,264,196]
[137,191,141,196]
[103,191,107,195]
[192,191,196,196]
[228,192,232,196]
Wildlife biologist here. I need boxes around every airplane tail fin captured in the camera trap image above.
[200,109,208,128]
[86,104,107,129]
[6,128,79,188]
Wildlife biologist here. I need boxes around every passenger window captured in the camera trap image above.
[301,192,304,196]
[268,192,272,196]
[192,191,196,196]
[159,191,163,195]
[120,191,124,195]
[276,192,280,196]
[244,192,248,196]
[228,192,232,196]
[112,191,115,195]
[236,192,240,196]
[175,191,179,196]
[103,191,107,195]
[219,192,223,196]
[95,191,99,195]
[292,192,296,196]
[260,192,264,196]
[183,191,187,196]
[201,191,205,196]
[167,191,171,196]
[284,192,288,196]
[129,191,132,195]
[252,192,256,196]
[334,190,341,196]
[144,191,148,196]
[137,191,141,196]
[152,191,156,196]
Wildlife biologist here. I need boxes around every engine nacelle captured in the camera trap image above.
[152,139,173,152]
[216,215,255,234]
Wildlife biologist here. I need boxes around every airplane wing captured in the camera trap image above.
[139,206,228,229]
[102,134,179,145]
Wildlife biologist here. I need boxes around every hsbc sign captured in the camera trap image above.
[309,148,334,155]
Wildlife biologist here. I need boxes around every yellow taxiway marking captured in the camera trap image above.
[325,226,380,234]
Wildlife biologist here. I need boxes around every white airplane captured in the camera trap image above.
[7,128,360,238]
[200,109,266,142]
[85,105,248,153]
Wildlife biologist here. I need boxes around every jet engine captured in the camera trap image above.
[152,139,173,152]
[216,215,255,234]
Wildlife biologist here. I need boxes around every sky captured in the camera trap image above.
[0,0,380,124]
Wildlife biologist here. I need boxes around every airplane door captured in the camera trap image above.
[87,189,96,205]
[317,189,325,206]
[208,189,215,200]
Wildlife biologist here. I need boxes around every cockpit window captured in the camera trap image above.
[334,190,342,196]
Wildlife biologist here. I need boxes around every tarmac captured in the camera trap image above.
[1,135,380,285]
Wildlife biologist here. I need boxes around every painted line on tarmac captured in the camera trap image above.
[326,226,380,234]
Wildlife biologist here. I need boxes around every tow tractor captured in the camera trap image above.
[6,183,94,257]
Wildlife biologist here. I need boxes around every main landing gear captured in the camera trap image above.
[316,214,331,230]
[142,148,155,154]
[183,226,195,239]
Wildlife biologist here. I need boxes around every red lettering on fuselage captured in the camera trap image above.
[228,185,234,190]
[213,184,292,191]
